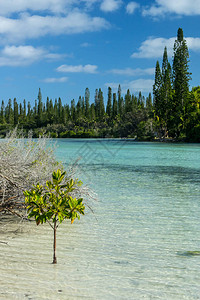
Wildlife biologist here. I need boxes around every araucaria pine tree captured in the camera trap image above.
[171,28,191,137]
[153,28,191,139]
[153,60,163,136]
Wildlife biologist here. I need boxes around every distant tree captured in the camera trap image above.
[154,47,172,137]
[23,99,26,119]
[6,99,13,124]
[153,60,163,136]
[146,93,153,115]
[125,89,132,113]
[132,95,138,112]
[48,99,54,124]
[37,88,43,125]
[58,97,62,123]
[27,102,31,117]
[138,91,143,107]
[90,103,96,121]
[98,88,105,119]
[70,99,76,121]
[34,99,37,116]
[171,27,191,137]
[77,96,82,119]
[0,100,5,124]
[94,89,99,118]
[54,99,58,123]
[118,84,124,117]
[85,88,90,119]
[112,93,118,119]
[106,87,112,118]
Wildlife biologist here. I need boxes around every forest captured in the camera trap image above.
[0,28,200,142]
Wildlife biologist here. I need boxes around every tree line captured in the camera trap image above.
[0,85,153,139]
[0,28,200,141]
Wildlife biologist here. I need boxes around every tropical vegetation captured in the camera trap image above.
[0,28,200,141]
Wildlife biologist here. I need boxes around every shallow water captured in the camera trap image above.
[1,140,200,299]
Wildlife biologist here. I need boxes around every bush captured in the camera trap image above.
[0,129,62,216]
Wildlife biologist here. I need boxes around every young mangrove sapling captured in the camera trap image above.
[24,169,85,264]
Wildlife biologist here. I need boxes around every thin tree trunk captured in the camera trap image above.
[53,220,57,264]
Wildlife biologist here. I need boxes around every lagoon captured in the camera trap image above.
[1,139,200,299]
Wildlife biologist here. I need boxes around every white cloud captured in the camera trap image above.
[126,2,139,14]
[45,53,66,60]
[0,45,64,66]
[0,12,109,43]
[0,45,45,66]
[186,37,200,52]
[0,0,70,16]
[57,64,98,74]
[106,79,154,93]
[131,36,200,59]
[0,0,102,16]
[43,77,68,83]
[143,0,200,17]
[100,0,122,12]
[81,42,92,47]
[131,37,175,58]
[109,67,154,76]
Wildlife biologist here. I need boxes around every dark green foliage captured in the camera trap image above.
[112,93,118,119]
[85,87,90,120]
[106,87,112,117]
[13,98,18,126]
[171,28,191,137]
[152,28,197,141]
[153,48,173,137]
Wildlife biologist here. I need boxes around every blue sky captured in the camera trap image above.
[0,0,200,106]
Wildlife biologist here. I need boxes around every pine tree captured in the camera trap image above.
[85,88,90,120]
[13,98,18,125]
[54,99,58,123]
[98,89,105,120]
[58,97,62,123]
[23,99,26,119]
[125,89,132,113]
[112,93,118,119]
[153,60,163,135]
[37,88,43,124]
[106,87,112,117]
[0,100,5,123]
[171,27,191,137]
[132,95,138,112]
[94,89,99,118]
[27,102,31,117]
[77,96,82,119]
[48,99,54,124]
[146,93,153,114]
[34,99,37,116]
[118,84,124,117]
[90,103,96,121]
[70,99,76,121]
[6,99,13,124]
[160,47,172,137]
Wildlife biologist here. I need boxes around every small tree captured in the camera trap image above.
[24,169,85,264]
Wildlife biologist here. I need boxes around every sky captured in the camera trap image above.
[0,0,200,106]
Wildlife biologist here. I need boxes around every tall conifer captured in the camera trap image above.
[171,28,191,137]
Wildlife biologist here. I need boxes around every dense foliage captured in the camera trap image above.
[0,28,200,141]
[0,86,152,140]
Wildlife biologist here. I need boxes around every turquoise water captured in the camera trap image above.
[1,139,200,299]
